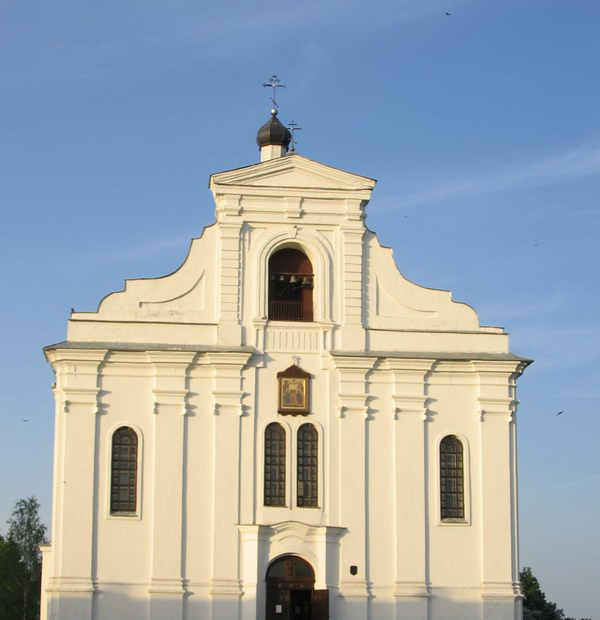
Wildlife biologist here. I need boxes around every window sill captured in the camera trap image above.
[107,512,141,521]
[438,518,470,526]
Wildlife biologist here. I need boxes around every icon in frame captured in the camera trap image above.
[277,365,311,415]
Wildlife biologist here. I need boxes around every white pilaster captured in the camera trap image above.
[333,355,376,619]
[218,223,243,345]
[339,226,365,350]
[238,525,271,620]
[388,359,432,619]
[475,360,525,619]
[45,349,107,619]
[148,351,195,620]
[206,352,251,619]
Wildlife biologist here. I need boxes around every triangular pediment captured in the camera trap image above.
[210,154,376,192]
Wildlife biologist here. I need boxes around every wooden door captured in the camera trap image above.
[311,589,329,620]
[266,587,290,620]
[291,589,311,619]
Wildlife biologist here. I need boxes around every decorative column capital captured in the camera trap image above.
[343,199,366,221]
[215,193,242,217]
[333,355,376,419]
[47,348,108,415]
[474,359,524,422]
[385,358,433,421]
[148,351,195,416]
[212,390,245,416]
[45,348,108,366]
[392,395,428,420]
[338,393,370,419]
[204,351,251,417]
[152,390,189,416]
[478,397,517,422]
[285,196,303,218]
[62,388,102,415]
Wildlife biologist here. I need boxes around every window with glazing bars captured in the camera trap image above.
[440,435,465,520]
[264,423,286,506]
[297,423,318,507]
[110,427,138,514]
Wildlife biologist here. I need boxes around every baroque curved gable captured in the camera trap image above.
[66,153,507,354]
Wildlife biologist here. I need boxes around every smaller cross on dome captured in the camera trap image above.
[287,120,302,153]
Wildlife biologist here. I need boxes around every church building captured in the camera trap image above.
[40,100,530,620]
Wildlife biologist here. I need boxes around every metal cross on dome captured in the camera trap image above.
[263,74,286,109]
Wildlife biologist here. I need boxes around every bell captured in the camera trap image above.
[289,275,297,284]
[270,273,275,281]
[279,274,286,282]
[302,276,311,286]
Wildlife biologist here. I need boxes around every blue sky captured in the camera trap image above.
[1,1,599,617]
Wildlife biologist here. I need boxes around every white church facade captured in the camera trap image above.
[40,107,530,620]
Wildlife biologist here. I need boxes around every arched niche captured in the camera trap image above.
[268,248,314,322]
[254,230,334,324]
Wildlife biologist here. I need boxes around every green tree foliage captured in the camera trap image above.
[520,567,591,620]
[0,496,47,620]
[0,535,25,619]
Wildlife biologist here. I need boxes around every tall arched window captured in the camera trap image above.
[440,435,465,520]
[110,427,138,514]
[268,248,314,322]
[297,423,318,507]
[264,423,286,506]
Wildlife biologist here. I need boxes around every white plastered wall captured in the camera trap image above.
[42,152,527,620]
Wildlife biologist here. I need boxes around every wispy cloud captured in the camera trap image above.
[383,144,600,209]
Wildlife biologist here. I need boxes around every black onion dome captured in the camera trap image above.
[256,110,292,149]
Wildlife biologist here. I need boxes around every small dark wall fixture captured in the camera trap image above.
[350,565,358,576]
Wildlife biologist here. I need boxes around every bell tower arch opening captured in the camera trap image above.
[268,248,314,322]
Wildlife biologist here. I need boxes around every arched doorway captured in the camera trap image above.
[265,555,328,620]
